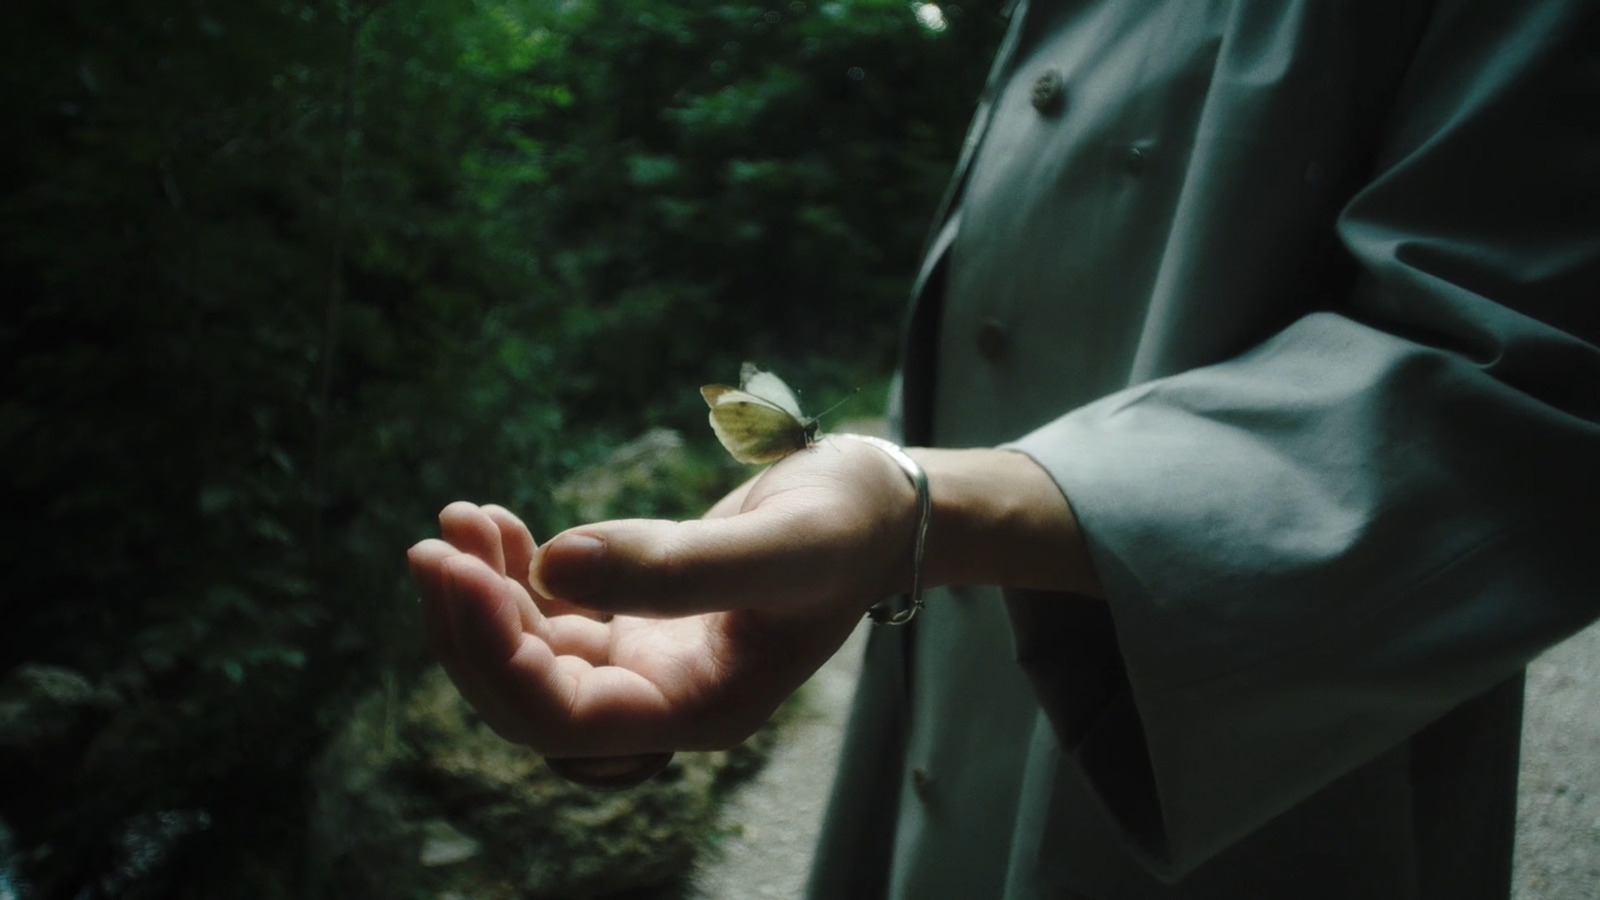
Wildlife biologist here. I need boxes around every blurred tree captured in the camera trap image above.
[532,0,1006,422]
[0,0,1005,895]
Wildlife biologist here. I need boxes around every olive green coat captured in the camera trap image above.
[808,1,1600,897]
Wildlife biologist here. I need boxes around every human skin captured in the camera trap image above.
[406,435,1100,759]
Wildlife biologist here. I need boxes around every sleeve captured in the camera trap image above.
[1006,0,1600,877]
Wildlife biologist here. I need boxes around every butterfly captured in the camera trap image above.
[701,362,819,464]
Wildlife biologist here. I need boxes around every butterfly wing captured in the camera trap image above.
[701,384,812,464]
[738,363,806,419]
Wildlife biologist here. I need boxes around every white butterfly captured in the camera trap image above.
[701,362,819,464]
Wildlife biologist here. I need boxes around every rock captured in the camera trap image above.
[553,427,733,524]
[310,667,776,899]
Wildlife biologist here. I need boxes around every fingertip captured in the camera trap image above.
[408,538,453,570]
[409,536,450,558]
[408,539,453,600]
[530,531,608,605]
[525,555,595,619]
[406,541,428,576]
[481,504,527,529]
[437,502,486,547]
[439,500,481,523]
[439,502,509,575]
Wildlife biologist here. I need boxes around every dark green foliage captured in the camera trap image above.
[0,0,1005,895]
[540,0,1001,424]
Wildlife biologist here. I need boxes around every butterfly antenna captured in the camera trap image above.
[813,386,862,422]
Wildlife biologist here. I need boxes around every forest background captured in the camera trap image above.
[0,0,1008,896]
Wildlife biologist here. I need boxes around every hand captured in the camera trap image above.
[407,436,1098,768]
[407,437,921,759]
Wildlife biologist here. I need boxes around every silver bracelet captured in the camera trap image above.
[836,434,930,626]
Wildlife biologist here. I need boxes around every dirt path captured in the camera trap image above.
[692,620,1600,899]
[689,623,868,900]
[1515,620,1600,899]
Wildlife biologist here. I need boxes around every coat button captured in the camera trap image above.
[1030,68,1065,115]
[976,317,1010,362]
[1123,143,1151,176]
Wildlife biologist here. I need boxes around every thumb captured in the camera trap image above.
[529,507,857,618]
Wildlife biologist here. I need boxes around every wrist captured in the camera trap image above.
[908,447,1103,597]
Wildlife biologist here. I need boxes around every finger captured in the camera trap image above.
[481,504,548,631]
[438,554,555,744]
[478,503,611,621]
[439,503,561,671]
[531,439,915,619]
[529,507,849,618]
[540,653,679,756]
[483,505,537,588]
[445,558,684,755]
[537,613,615,666]
[414,534,617,742]
[410,546,531,739]
[439,501,507,576]
[408,539,456,606]
[409,539,465,662]
[481,506,592,621]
